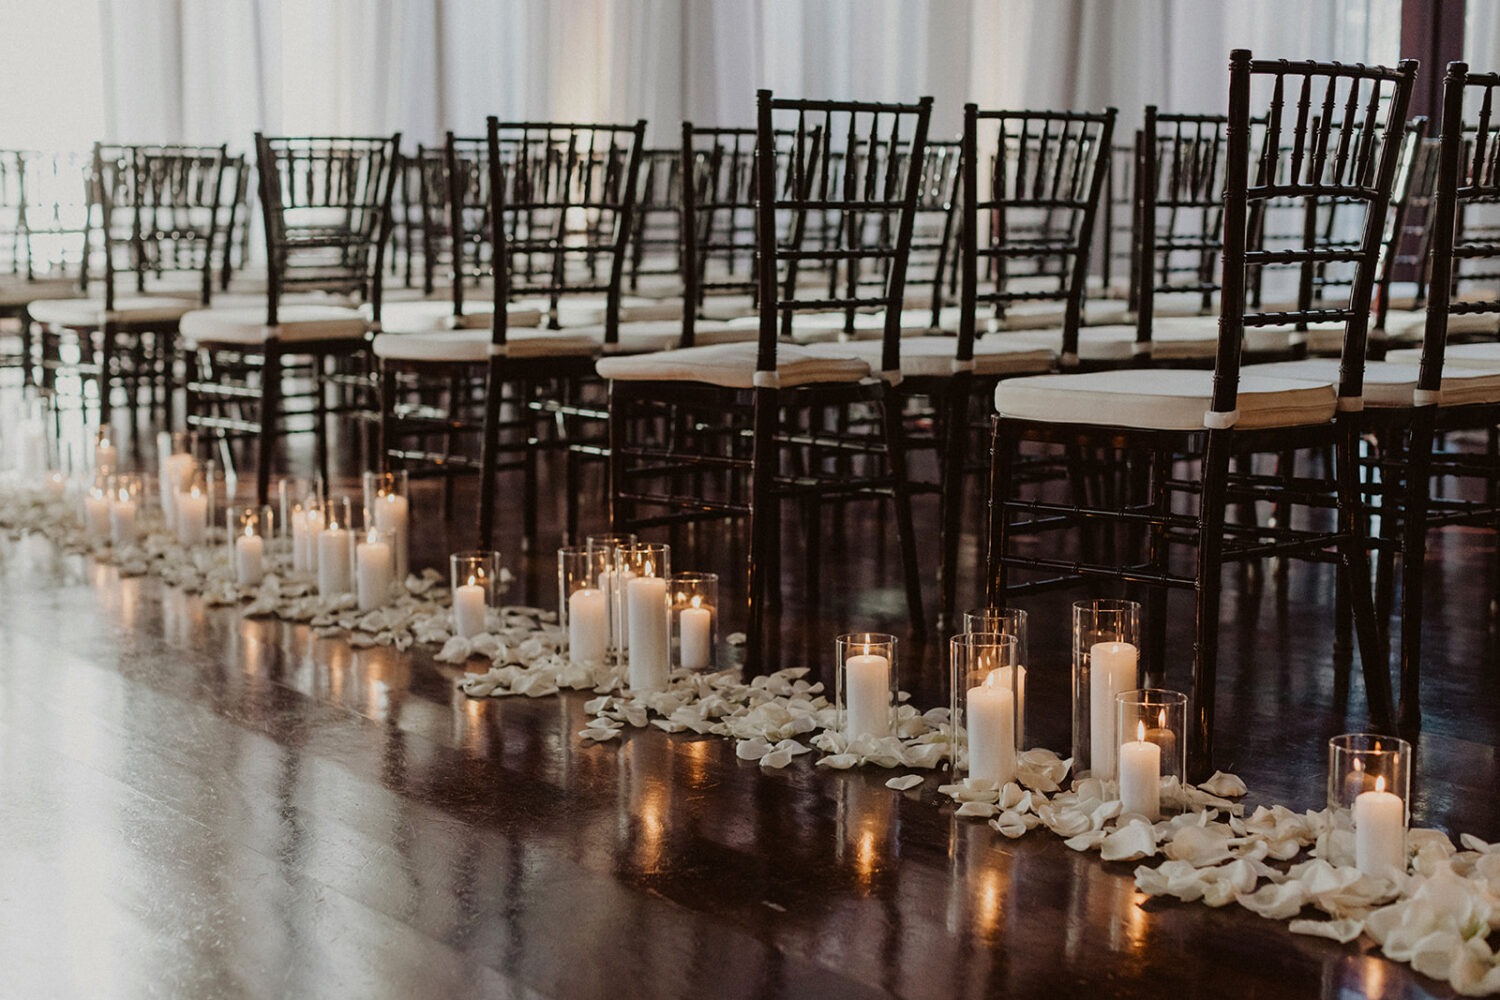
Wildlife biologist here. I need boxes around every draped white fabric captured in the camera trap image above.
[2,0,1408,150]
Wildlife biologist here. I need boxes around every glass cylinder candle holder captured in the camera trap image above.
[174,470,212,549]
[157,432,199,534]
[615,542,671,693]
[558,545,612,664]
[290,496,324,575]
[276,476,316,549]
[962,607,1029,747]
[363,470,411,580]
[316,496,355,597]
[950,632,1021,785]
[43,469,68,499]
[1328,733,1413,880]
[1115,689,1188,820]
[107,474,142,548]
[82,479,111,543]
[837,632,899,742]
[228,505,272,587]
[355,526,397,611]
[585,532,637,555]
[93,427,117,477]
[451,550,502,638]
[1072,598,1141,779]
[670,572,718,671]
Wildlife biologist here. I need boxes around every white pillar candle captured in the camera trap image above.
[109,495,137,547]
[355,533,394,611]
[1354,777,1406,879]
[568,587,609,664]
[83,492,111,541]
[844,652,892,740]
[175,489,209,548]
[453,579,488,638]
[1118,721,1162,819]
[44,472,67,498]
[626,575,670,692]
[18,421,48,478]
[1089,641,1138,779]
[375,492,410,580]
[317,525,353,596]
[966,672,1016,785]
[236,531,265,587]
[292,509,323,574]
[679,600,712,670]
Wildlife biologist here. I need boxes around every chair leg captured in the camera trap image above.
[747,387,779,674]
[98,322,117,429]
[607,381,625,530]
[984,419,1014,606]
[1335,417,1395,732]
[937,376,972,631]
[476,358,505,550]
[1190,429,1232,781]
[257,349,282,507]
[1398,409,1436,730]
[1144,448,1172,687]
[313,356,331,489]
[879,385,926,637]
[378,364,396,475]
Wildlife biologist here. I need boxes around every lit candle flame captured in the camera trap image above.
[366,528,378,545]
[690,595,702,610]
[1375,775,1386,794]
[244,523,255,538]
[1157,707,1166,729]
[467,574,477,588]
[1136,719,1146,742]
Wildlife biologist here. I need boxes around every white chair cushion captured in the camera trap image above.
[208,290,356,310]
[1388,342,1500,374]
[1,278,80,308]
[180,304,369,346]
[1249,357,1500,408]
[806,334,1055,378]
[363,299,543,334]
[986,298,1130,331]
[372,328,599,363]
[30,295,199,327]
[515,295,684,327]
[1381,308,1500,344]
[698,293,758,321]
[581,319,762,354]
[727,310,937,344]
[994,368,1337,431]
[596,341,871,389]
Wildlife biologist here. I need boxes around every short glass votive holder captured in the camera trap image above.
[451,550,502,639]
[277,476,318,543]
[1072,598,1142,779]
[354,526,397,611]
[228,506,273,587]
[107,474,142,548]
[316,497,355,597]
[962,607,1029,747]
[585,532,637,555]
[950,632,1021,785]
[290,496,324,574]
[616,542,671,692]
[93,428,118,476]
[363,470,411,580]
[558,545,612,664]
[1328,733,1412,879]
[1114,689,1188,820]
[670,572,718,671]
[82,480,111,543]
[837,632,899,742]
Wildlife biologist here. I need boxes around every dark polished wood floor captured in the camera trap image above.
[1,414,1497,998]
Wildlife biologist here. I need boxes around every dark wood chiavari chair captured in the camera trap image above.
[601,92,932,664]
[31,144,229,431]
[182,133,400,502]
[986,52,1416,775]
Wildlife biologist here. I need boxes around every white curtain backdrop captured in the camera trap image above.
[0,0,1406,152]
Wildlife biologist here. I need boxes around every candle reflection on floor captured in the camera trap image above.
[836,776,898,891]
[1065,856,1150,959]
[618,736,675,875]
[946,819,1011,940]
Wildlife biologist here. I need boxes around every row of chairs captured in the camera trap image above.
[8,58,1497,774]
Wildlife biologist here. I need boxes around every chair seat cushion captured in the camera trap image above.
[1387,342,1500,373]
[0,278,80,309]
[30,295,199,327]
[1381,308,1500,343]
[1248,357,1500,408]
[994,368,1337,431]
[181,304,369,345]
[727,309,938,344]
[807,335,1055,377]
[698,293,759,321]
[596,341,871,389]
[363,299,543,334]
[372,328,599,363]
[514,295,684,327]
